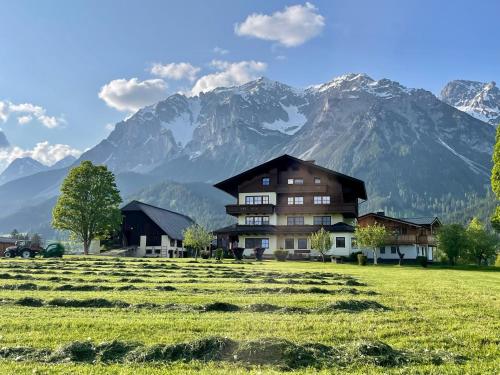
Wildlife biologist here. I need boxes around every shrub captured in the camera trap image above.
[416,256,428,268]
[214,248,224,261]
[254,247,265,261]
[232,247,244,261]
[357,254,367,266]
[274,249,288,261]
[348,251,363,263]
[200,250,210,259]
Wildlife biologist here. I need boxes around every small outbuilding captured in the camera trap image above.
[121,200,194,257]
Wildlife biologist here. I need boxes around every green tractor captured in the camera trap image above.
[4,241,65,259]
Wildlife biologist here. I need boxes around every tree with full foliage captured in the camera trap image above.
[465,217,498,266]
[491,125,500,231]
[436,224,468,265]
[10,229,20,239]
[355,224,390,265]
[183,224,212,260]
[52,161,122,255]
[310,227,332,262]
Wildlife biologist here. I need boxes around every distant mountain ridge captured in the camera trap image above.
[441,79,500,126]
[0,73,496,236]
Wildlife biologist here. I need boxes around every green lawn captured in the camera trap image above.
[0,256,498,374]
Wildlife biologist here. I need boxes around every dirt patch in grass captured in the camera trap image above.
[53,284,114,291]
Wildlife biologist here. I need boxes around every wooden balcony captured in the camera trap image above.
[225,204,275,216]
[275,203,357,216]
[418,235,437,245]
[387,235,437,246]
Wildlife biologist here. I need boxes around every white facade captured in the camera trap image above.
[137,234,186,258]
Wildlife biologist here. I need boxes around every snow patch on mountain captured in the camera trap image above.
[262,105,307,135]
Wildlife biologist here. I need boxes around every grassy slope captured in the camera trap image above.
[0,257,498,374]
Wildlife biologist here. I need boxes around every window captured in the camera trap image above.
[380,246,386,254]
[287,216,304,225]
[314,177,321,184]
[262,177,270,186]
[287,178,304,184]
[336,237,345,248]
[287,196,303,205]
[287,178,294,185]
[391,246,397,254]
[177,240,182,248]
[285,238,294,249]
[146,249,153,255]
[314,196,331,204]
[245,195,269,205]
[154,248,161,254]
[314,216,331,225]
[170,239,175,247]
[297,238,308,249]
[245,216,269,225]
[245,238,269,249]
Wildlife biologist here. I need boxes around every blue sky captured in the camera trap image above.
[0,0,499,166]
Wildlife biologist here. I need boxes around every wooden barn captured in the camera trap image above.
[121,201,195,257]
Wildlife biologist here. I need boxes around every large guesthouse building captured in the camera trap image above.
[213,155,367,259]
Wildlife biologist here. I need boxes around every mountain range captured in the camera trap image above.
[0,73,496,237]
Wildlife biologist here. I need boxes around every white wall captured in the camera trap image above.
[327,232,354,257]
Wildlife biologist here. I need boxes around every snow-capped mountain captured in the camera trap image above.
[441,80,500,126]
[0,157,48,185]
[0,73,496,234]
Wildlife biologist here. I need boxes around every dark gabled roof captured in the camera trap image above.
[400,217,441,226]
[0,237,16,244]
[121,200,195,240]
[358,213,441,227]
[213,154,367,200]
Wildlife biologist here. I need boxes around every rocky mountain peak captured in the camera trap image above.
[441,79,500,126]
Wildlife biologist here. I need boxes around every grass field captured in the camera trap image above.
[0,256,498,374]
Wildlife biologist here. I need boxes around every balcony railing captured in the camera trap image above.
[225,204,275,216]
[387,235,437,245]
[275,203,357,215]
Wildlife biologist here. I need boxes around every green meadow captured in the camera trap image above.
[0,256,498,374]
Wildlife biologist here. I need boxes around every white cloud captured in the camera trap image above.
[150,62,200,82]
[98,78,167,112]
[191,60,267,95]
[213,46,229,55]
[0,100,64,128]
[235,2,325,47]
[0,141,81,170]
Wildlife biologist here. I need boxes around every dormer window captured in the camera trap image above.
[262,177,270,186]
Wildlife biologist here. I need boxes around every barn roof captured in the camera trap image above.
[121,201,195,240]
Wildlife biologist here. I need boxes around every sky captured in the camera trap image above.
[0,0,499,168]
